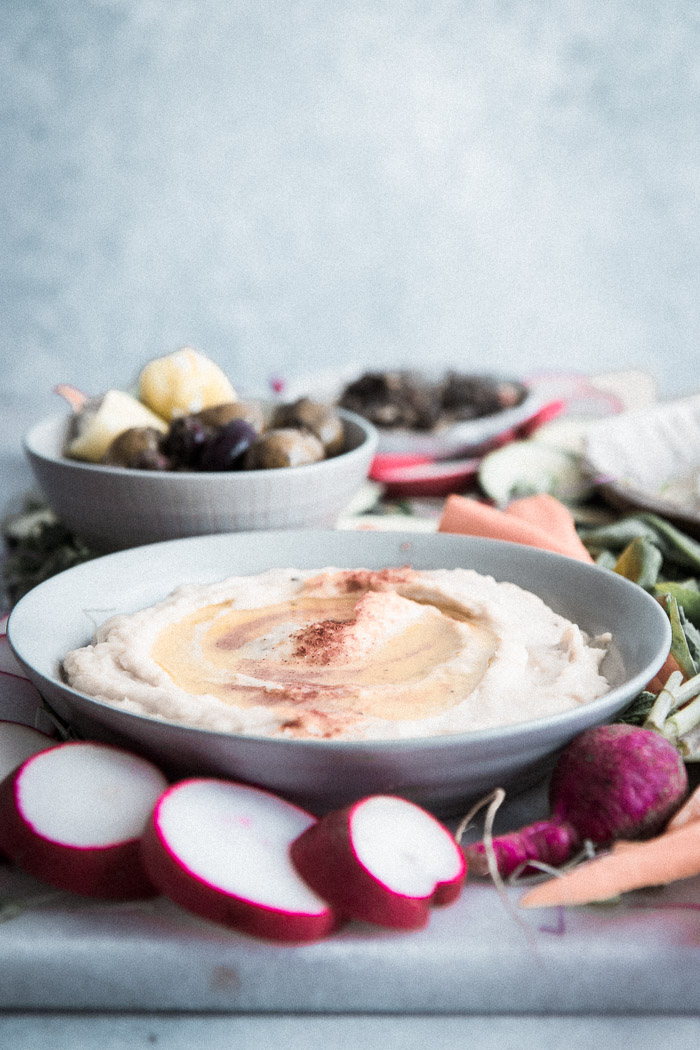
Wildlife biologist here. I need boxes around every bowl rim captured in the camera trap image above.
[7,529,671,753]
[23,407,378,480]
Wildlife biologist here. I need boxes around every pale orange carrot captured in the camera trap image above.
[646,650,685,695]
[438,494,593,562]
[505,493,593,563]
[519,821,700,909]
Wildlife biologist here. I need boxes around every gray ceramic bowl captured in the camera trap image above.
[7,530,670,817]
[23,410,377,552]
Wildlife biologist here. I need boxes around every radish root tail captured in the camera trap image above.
[54,384,88,412]
[455,788,540,948]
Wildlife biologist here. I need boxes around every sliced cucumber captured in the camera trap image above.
[478,440,593,507]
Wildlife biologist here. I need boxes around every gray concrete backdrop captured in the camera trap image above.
[2,1,699,423]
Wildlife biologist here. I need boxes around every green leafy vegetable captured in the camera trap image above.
[580,516,669,557]
[654,581,700,629]
[613,536,663,591]
[582,514,700,749]
[677,605,700,670]
[581,513,700,573]
[665,595,698,679]
[2,503,96,606]
[615,691,657,727]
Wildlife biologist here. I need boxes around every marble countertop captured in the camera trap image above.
[0,784,699,1017]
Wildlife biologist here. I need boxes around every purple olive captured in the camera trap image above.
[198,419,258,471]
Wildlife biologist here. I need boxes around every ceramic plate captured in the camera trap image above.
[584,394,700,538]
[284,366,545,457]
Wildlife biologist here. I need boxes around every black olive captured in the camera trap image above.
[198,419,258,471]
[338,371,441,430]
[160,416,210,469]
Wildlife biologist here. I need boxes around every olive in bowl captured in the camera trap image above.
[271,397,345,457]
[100,398,340,475]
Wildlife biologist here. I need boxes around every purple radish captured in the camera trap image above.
[464,724,689,878]
[140,778,338,942]
[290,794,467,930]
[0,741,168,898]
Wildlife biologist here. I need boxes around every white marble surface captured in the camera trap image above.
[1,828,700,1016]
[2,1015,700,1050]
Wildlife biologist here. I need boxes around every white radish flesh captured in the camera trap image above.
[140,778,337,942]
[0,741,168,898]
[290,795,466,929]
[351,795,466,899]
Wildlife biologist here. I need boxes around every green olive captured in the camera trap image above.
[271,398,344,456]
[195,400,266,435]
[101,427,169,470]
[244,428,326,470]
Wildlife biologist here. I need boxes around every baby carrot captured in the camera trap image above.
[519,821,700,909]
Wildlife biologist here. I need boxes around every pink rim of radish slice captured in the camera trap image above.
[290,794,466,930]
[0,741,168,899]
[140,778,338,943]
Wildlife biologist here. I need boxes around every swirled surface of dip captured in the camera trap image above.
[62,566,612,740]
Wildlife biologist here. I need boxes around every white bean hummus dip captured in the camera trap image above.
[62,566,612,741]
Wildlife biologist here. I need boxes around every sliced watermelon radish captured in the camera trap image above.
[290,795,467,929]
[0,741,168,898]
[140,778,338,942]
[370,455,482,498]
